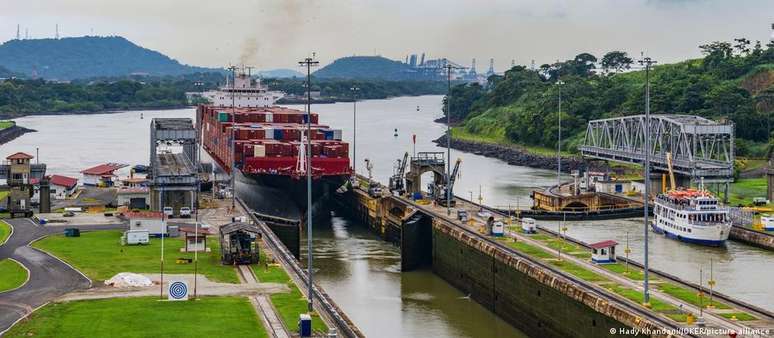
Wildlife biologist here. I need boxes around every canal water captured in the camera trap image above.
[3,95,772,337]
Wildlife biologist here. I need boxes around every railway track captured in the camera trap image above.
[236,197,364,338]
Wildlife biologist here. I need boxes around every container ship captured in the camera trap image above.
[651,188,731,246]
[197,70,351,219]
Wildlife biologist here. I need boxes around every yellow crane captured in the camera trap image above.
[666,152,676,192]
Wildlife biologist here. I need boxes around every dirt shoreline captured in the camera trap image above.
[433,134,587,173]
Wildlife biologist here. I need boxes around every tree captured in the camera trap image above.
[733,38,751,56]
[600,51,633,74]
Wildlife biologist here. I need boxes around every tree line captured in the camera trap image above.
[445,38,774,157]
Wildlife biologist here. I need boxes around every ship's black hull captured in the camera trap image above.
[235,171,346,221]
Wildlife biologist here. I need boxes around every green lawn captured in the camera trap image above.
[600,262,645,281]
[252,256,328,334]
[0,121,13,130]
[4,296,267,338]
[718,312,758,321]
[549,259,609,282]
[606,284,685,321]
[33,230,238,283]
[0,220,11,246]
[657,283,730,309]
[728,178,768,206]
[0,259,27,292]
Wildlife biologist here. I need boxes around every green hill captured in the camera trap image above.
[447,40,774,157]
[0,36,216,80]
[314,56,431,81]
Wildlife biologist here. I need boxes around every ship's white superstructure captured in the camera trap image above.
[652,189,731,246]
[201,70,284,108]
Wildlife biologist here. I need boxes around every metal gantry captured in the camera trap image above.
[580,114,735,183]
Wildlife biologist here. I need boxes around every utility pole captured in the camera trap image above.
[556,80,564,187]
[159,190,165,300]
[638,55,657,305]
[227,65,238,210]
[194,124,201,299]
[444,61,461,216]
[298,55,319,313]
[351,86,360,175]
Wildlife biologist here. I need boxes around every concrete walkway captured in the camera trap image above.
[0,219,124,334]
[237,265,290,338]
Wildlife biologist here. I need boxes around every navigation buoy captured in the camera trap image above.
[394,128,398,137]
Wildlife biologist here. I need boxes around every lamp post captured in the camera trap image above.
[638,55,657,305]
[351,87,360,175]
[444,61,461,216]
[556,80,564,187]
[299,55,319,312]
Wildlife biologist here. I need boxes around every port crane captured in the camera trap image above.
[435,158,462,207]
[364,158,382,197]
[389,152,409,195]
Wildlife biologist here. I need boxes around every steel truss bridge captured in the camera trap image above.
[579,114,734,184]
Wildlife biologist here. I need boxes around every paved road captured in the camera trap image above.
[0,219,123,334]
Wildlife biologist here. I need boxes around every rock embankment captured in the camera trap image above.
[0,124,35,145]
[433,134,586,172]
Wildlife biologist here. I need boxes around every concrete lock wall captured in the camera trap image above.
[431,222,642,338]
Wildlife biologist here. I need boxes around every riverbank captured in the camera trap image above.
[0,123,36,145]
[0,105,191,121]
[433,134,585,173]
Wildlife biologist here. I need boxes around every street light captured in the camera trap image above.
[556,80,565,188]
[298,55,319,313]
[350,87,360,175]
[638,55,657,306]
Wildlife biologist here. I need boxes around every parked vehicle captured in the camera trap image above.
[457,209,469,222]
[163,206,174,218]
[179,207,192,218]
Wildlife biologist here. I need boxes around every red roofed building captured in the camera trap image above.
[6,152,34,161]
[49,174,79,199]
[81,163,128,186]
[589,240,618,264]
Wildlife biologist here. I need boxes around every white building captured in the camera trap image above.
[125,211,166,236]
[49,175,78,199]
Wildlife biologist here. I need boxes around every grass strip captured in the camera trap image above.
[718,312,758,321]
[657,283,730,309]
[4,296,267,338]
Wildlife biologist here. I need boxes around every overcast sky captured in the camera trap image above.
[1,0,773,71]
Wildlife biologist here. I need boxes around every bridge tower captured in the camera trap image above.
[486,58,495,76]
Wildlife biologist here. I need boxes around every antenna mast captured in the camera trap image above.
[16,24,20,40]
[55,24,59,39]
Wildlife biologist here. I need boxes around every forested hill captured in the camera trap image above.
[446,39,774,157]
[314,56,434,81]
[0,36,216,80]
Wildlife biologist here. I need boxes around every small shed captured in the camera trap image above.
[589,240,618,264]
[116,187,150,209]
[220,222,261,265]
[179,226,213,253]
